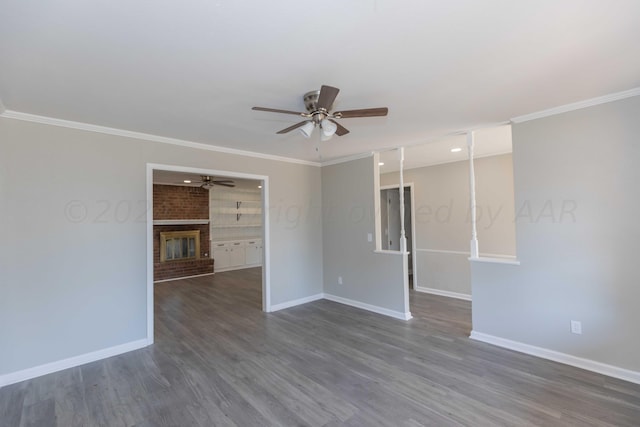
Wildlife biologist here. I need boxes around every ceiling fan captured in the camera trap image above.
[252,85,388,140]
[178,176,235,189]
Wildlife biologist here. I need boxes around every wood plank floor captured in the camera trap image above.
[2,268,639,426]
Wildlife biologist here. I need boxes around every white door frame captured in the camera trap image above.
[146,163,271,344]
[380,183,418,288]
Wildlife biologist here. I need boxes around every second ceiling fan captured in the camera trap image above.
[252,85,388,139]
[181,176,235,189]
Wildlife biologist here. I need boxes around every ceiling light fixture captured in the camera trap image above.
[320,119,337,141]
[379,162,385,166]
[451,147,462,153]
[183,180,192,183]
[298,121,316,138]
[297,118,339,141]
[258,185,262,189]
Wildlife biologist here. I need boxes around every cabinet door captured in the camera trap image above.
[212,244,230,269]
[229,243,245,267]
[245,243,260,265]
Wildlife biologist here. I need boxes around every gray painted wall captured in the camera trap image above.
[322,157,406,314]
[472,95,640,372]
[381,154,516,295]
[0,117,323,376]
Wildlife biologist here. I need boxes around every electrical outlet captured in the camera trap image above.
[367,233,373,242]
[338,276,343,285]
[570,320,582,335]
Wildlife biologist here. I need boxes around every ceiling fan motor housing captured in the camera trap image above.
[304,90,333,123]
[303,90,321,113]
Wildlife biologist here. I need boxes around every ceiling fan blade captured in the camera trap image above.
[276,121,309,134]
[334,107,388,118]
[252,106,304,116]
[213,180,234,184]
[317,85,340,110]
[329,119,350,136]
[214,182,235,188]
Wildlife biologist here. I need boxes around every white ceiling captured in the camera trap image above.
[1,1,639,163]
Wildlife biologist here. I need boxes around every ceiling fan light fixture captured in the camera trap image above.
[321,119,337,138]
[200,176,213,190]
[298,121,315,138]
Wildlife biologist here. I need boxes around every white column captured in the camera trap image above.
[467,132,479,258]
[398,147,407,253]
[373,152,383,252]
[399,147,411,319]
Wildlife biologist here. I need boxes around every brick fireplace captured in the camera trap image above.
[153,184,214,281]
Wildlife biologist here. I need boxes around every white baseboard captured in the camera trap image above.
[323,293,412,321]
[269,293,324,312]
[214,264,262,273]
[0,338,150,388]
[154,272,214,283]
[269,292,413,321]
[469,331,640,385]
[415,286,471,301]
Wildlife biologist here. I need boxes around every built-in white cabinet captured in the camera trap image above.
[244,239,263,265]
[212,239,262,272]
[212,242,231,269]
[229,242,245,267]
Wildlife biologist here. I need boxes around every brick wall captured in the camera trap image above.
[153,185,213,281]
[153,185,209,220]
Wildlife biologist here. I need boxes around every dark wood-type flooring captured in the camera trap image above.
[2,268,640,426]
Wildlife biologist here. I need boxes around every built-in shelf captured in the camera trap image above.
[210,186,263,242]
[153,219,209,226]
[235,200,261,204]
[210,207,262,215]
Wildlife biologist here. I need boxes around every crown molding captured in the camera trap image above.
[511,87,640,123]
[0,110,321,167]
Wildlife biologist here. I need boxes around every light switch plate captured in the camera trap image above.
[570,320,582,334]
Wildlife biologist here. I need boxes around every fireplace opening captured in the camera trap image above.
[160,230,200,262]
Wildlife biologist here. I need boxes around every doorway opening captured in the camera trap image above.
[146,164,270,344]
[380,184,417,289]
